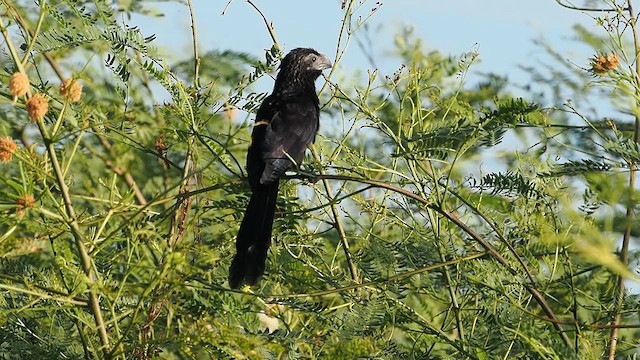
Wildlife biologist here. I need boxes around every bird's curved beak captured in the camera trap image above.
[315,54,332,71]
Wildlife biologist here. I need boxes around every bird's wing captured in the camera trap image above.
[259,98,319,184]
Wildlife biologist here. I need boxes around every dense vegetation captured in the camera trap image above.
[0,0,638,358]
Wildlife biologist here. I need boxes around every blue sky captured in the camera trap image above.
[132,1,593,90]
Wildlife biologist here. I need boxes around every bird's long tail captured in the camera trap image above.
[228,181,279,289]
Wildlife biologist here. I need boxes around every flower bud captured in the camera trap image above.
[590,53,619,76]
[26,94,49,121]
[0,137,17,163]
[60,79,82,102]
[9,72,29,97]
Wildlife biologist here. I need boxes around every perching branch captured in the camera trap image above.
[292,172,574,348]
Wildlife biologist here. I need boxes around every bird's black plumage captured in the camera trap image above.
[229,48,332,289]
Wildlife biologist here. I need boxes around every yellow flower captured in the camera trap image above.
[590,53,619,76]
[60,79,83,102]
[26,93,48,120]
[0,137,18,163]
[9,72,29,97]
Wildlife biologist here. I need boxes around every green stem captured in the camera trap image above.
[37,118,111,357]
[310,146,359,283]
[214,251,487,298]
[0,282,86,306]
[608,1,638,358]
[186,0,200,88]
[19,0,46,67]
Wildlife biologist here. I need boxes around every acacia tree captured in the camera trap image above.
[0,0,638,359]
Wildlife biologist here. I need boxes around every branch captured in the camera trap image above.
[555,0,625,12]
[36,122,112,356]
[186,0,200,88]
[245,0,280,52]
[193,252,488,298]
[0,273,88,306]
[291,172,574,348]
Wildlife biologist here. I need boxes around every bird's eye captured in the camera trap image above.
[311,55,317,62]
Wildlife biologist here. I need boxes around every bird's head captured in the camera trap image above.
[275,48,332,93]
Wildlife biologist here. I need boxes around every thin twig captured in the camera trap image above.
[0,274,88,306]
[186,0,200,88]
[221,0,234,15]
[245,0,280,53]
[91,131,148,205]
[167,0,200,249]
[15,0,46,68]
[5,0,65,79]
[168,132,195,249]
[555,0,626,12]
[607,1,638,358]
[194,251,488,298]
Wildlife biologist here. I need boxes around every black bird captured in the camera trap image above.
[229,48,332,289]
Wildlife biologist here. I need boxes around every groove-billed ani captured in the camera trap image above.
[229,48,332,289]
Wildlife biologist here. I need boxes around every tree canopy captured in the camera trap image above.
[0,0,638,359]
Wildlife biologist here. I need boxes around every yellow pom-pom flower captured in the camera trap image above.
[590,53,619,76]
[0,137,18,163]
[26,94,49,121]
[9,72,29,97]
[60,79,83,102]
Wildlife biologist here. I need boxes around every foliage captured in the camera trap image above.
[0,0,638,359]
